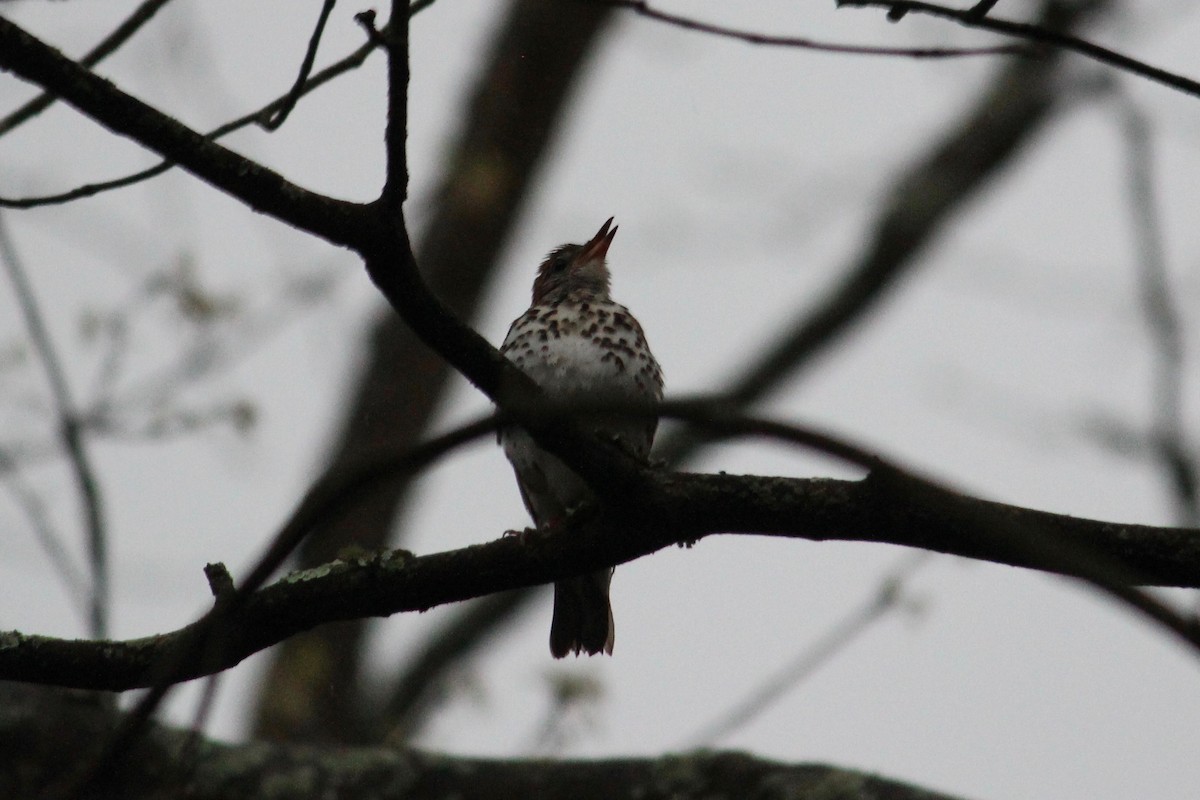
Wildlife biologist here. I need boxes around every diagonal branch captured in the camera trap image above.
[684,552,930,747]
[0,26,386,210]
[0,0,177,137]
[657,0,1106,465]
[63,412,504,792]
[259,0,338,130]
[1119,102,1199,525]
[0,16,370,249]
[0,6,655,533]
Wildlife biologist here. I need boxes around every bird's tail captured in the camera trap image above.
[549,570,614,658]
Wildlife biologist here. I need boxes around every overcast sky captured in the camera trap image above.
[2,2,1199,799]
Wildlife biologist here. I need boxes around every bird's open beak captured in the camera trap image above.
[577,217,617,263]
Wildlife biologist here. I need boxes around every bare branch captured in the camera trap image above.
[610,0,1027,58]
[0,15,631,521]
[0,31,382,210]
[683,552,930,747]
[838,0,1200,100]
[968,0,1002,18]
[258,0,338,130]
[3,683,974,800]
[656,0,1106,465]
[0,214,109,639]
[1119,101,1199,525]
[0,0,177,137]
[0,449,90,614]
[59,411,503,795]
[382,0,410,209]
[354,9,390,50]
[0,17,369,249]
[3,467,1195,691]
[2,403,1198,693]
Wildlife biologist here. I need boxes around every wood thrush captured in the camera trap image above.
[500,218,663,657]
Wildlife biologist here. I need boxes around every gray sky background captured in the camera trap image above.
[2,2,1198,799]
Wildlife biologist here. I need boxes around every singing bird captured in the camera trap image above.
[500,218,663,658]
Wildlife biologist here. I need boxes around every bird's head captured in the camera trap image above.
[531,217,616,305]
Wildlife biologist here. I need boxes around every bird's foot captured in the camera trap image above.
[503,526,539,545]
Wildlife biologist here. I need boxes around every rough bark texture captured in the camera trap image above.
[1,683,970,800]
[2,467,1195,692]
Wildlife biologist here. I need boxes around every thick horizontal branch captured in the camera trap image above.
[1,467,1195,691]
[4,683,970,800]
[0,16,370,249]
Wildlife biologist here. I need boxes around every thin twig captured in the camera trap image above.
[684,551,930,747]
[968,0,1002,18]
[838,0,1200,100]
[0,25,384,210]
[610,0,1027,58]
[67,410,503,796]
[86,264,342,425]
[0,214,109,639]
[354,10,391,50]
[0,0,177,137]
[0,449,91,613]
[1120,101,1198,525]
[379,590,539,739]
[260,0,338,130]
[0,0,440,210]
[655,0,1102,466]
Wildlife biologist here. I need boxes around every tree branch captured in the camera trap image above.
[258,0,338,130]
[255,0,619,745]
[609,0,1026,58]
[683,552,929,747]
[0,20,387,209]
[0,0,177,137]
[0,214,109,639]
[0,5,660,548]
[656,0,1107,465]
[382,0,410,209]
[2,683,972,800]
[1119,101,1199,525]
[838,0,1200,100]
[0,16,370,249]
[2,431,1195,691]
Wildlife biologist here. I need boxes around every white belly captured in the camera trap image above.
[499,297,662,522]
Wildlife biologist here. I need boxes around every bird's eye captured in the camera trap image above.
[552,256,570,273]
